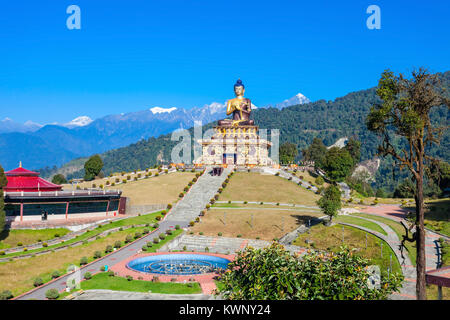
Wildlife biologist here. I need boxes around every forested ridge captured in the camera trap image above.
[43,71,450,192]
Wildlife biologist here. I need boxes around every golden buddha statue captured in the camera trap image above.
[218,79,254,127]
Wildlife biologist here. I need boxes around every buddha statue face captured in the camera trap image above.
[234,85,244,97]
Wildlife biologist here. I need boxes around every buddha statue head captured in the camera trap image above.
[234,79,245,98]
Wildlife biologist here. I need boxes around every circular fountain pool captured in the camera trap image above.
[126,254,231,275]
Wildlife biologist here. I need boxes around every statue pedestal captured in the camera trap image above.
[195,125,273,166]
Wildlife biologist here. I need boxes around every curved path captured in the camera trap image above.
[338,209,445,300]
[337,215,416,299]
[15,167,229,300]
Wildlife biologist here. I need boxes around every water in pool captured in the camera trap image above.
[127,254,231,275]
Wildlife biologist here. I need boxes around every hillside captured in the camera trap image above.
[44,71,450,192]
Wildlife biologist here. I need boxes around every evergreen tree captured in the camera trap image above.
[344,137,361,166]
[51,174,67,185]
[279,142,298,164]
[322,147,354,182]
[301,138,327,168]
[84,155,103,181]
[317,184,341,224]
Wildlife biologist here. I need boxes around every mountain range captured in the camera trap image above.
[48,70,448,193]
[0,93,310,170]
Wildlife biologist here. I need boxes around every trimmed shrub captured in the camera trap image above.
[146,242,153,248]
[153,237,159,244]
[167,203,173,210]
[142,245,148,251]
[94,251,102,259]
[51,271,60,279]
[143,228,150,234]
[17,242,23,247]
[127,275,133,281]
[218,232,223,236]
[108,271,115,277]
[100,265,106,272]
[161,210,167,215]
[237,234,242,238]
[45,289,59,300]
[166,229,173,235]
[134,232,142,239]
[34,277,44,287]
[80,256,88,265]
[84,272,92,280]
[199,232,204,235]
[175,225,180,230]
[155,216,162,221]
[0,290,13,300]
[159,234,166,240]
[114,241,122,249]
[153,222,159,228]
[189,221,195,227]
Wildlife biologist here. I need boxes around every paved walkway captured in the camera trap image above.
[337,215,417,299]
[339,206,446,300]
[71,289,214,300]
[15,167,228,300]
[278,170,318,192]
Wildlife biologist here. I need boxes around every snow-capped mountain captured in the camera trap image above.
[0,91,311,170]
[150,107,177,114]
[0,118,42,133]
[266,93,311,109]
[63,116,93,128]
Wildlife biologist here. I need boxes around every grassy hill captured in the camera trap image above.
[45,71,450,193]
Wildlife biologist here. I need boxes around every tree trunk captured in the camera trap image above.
[415,153,427,300]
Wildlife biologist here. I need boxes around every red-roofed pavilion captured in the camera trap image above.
[4,165,62,192]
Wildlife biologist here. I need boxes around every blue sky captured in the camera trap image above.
[0,0,449,124]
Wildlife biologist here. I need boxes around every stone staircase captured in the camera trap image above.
[165,166,232,223]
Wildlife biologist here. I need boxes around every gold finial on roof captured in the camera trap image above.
[19,161,22,168]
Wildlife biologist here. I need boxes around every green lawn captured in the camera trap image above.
[0,211,162,258]
[0,228,70,250]
[422,199,450,236]
[79,272,202,294]
[293,224,402,275]
[335,215,388,236]
[0,227,183,297]
[352,212,417,265]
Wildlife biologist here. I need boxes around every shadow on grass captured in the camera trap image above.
[290,215,323,227]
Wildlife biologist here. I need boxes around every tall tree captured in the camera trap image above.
[0,165,8,234]
[344,137,361,166]
[301,138,327,168]
[51,174,67,185]
[84,155,103,181]
[317,184,341,225]
[321,147,354,182]
[366,68,449,299]
[279,142,298,164]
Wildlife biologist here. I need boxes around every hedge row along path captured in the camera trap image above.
[15,167,230,300]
